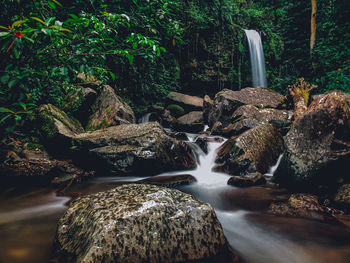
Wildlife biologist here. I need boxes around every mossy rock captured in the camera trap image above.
[167,104,185,118]
[37,104,84,152]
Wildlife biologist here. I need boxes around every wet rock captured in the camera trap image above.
[228,173,266,187]
[214,124,284,175]
[232,105,289,124]
[175,111,204,133]
[194,137,209,154]
[334,183,350,208]
[37,104,84,150]
[208,87,285,128]
[73,122,196,175]
[274,91,350,192]
[55,184,230,263]
[0,145,92,185]
[202,136,225,143]
[137,174,197,187]
[161,109,177,127]
[166,104,185,118]
[203,95,214,124]
[209,121,223,135]
[166,92,203,112]
[267,193,330,221]
[86,85,135,131]
[222,119,259,137]
[167,132,189,141]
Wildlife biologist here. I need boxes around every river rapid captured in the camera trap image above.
[1,132,350,263]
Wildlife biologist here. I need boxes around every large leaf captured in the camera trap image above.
[11,20,26,28]
[31,17,47,26]
[0,107,15,114]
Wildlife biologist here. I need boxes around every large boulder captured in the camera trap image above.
[37,104,84,150]
[86,85,135,131]
[174,111,204,133]
[208,87,285,128]
[213,124,284,175]
[221,105,291,137]
[274,91,350,191]
[166,92,203,112]
[55,184,231,263]
[72,122,196,175]
[231,105,290,124]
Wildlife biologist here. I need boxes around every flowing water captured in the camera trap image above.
[1,133,350,263]
[244,29,268,88]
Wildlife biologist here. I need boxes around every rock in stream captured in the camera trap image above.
[54,184,232,263]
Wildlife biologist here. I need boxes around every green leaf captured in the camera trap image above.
[0,114,11,124]
[31,17,47,26]
[126,53,134,65]
[0,74,9,84]
[48,1,56,9]
[110,72,116,80]
[51,0,63,7]
[11,20,26,28]
[8,78,18,89]
[0,32,10,37]
[0,107,14,114]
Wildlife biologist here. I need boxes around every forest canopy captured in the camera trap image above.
[0,0,349,135]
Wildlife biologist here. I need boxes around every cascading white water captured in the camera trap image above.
[244,29,268,88]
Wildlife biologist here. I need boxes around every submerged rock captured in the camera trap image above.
[137,174,197,187]
[86,85,135,131]
[267,193,330,221]
[175,111,204,133]
[208,87,285,128]
[274,91,350,191]
[73,122,196,175]
[214,124,284,175]
[55,184,230,263]
[228,173,266,187]
[166,92,203,112]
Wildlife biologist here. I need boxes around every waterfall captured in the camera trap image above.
[244,29,268,88]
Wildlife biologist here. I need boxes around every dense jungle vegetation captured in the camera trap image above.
[0,0,349,136]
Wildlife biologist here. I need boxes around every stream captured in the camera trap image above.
[1,132,350,263]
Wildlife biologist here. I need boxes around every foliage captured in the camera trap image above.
[1,0,348,136]
[256,0,350,94]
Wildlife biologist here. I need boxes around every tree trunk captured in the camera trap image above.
[310,0,317,71]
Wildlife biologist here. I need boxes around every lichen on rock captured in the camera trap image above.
[55,184,230,263]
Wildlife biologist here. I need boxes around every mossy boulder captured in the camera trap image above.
[72,122,196,175]
[213,124,284,175]
[86,85,135,131]
[55,184,232,263]
[274,91,350,192]
[37,104,84,150]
